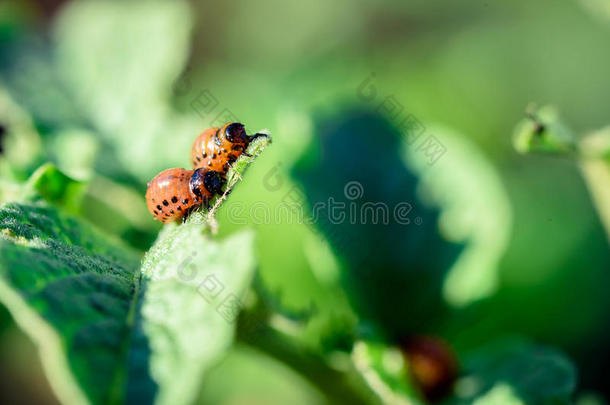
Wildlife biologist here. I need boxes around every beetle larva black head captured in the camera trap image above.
[203,170,224,194]
[225,122,248,143]
[190,168,224,198]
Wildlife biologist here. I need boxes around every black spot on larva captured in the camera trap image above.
[182,198,189,204]
[153,210,158,215]
[203,152,207,158]
[171,196,178,203]
[170,210,174,214]
[211,153,216,159]
[207,161,212,166]
[221,148,227,153]
[163,200,169,206]
[156,205,162,211]
[196,156,201,162]
[177,206,182,211]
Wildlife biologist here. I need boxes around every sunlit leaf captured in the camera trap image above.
[351,341,423,405]
[402,126,511,307]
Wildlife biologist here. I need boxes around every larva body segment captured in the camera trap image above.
[145,168,223,223]
[190,122,262,174]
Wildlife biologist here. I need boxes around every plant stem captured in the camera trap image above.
[236,316,380,405]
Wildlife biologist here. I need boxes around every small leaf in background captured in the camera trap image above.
[351,340,423,405]
[469,383,524,405]
[513,105,577,155]
[47,128,100,180]
[24,164,88,214]
[451,339,577,405]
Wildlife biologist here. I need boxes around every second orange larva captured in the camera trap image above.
[145,167,223,223]
[190,122,265,174]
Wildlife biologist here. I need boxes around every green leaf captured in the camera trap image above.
[401,126,511,307]
[513,106,576,155]
[451,339,577,405]
[52,0,192,136]
[138,224,256,405]
[24,163,88,214]
[51,0,199,183]
[0,202,141,405]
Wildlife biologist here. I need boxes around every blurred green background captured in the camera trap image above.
[1,0,610,404]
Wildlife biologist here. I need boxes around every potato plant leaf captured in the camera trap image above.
[0,202,141,405]
[136,224,256,405]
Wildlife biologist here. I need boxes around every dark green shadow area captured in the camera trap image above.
[447,338,576,405]
[292,109,463,337]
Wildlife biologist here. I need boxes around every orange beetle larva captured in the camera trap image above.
[190,122,266,174]
[145,167,223,223]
